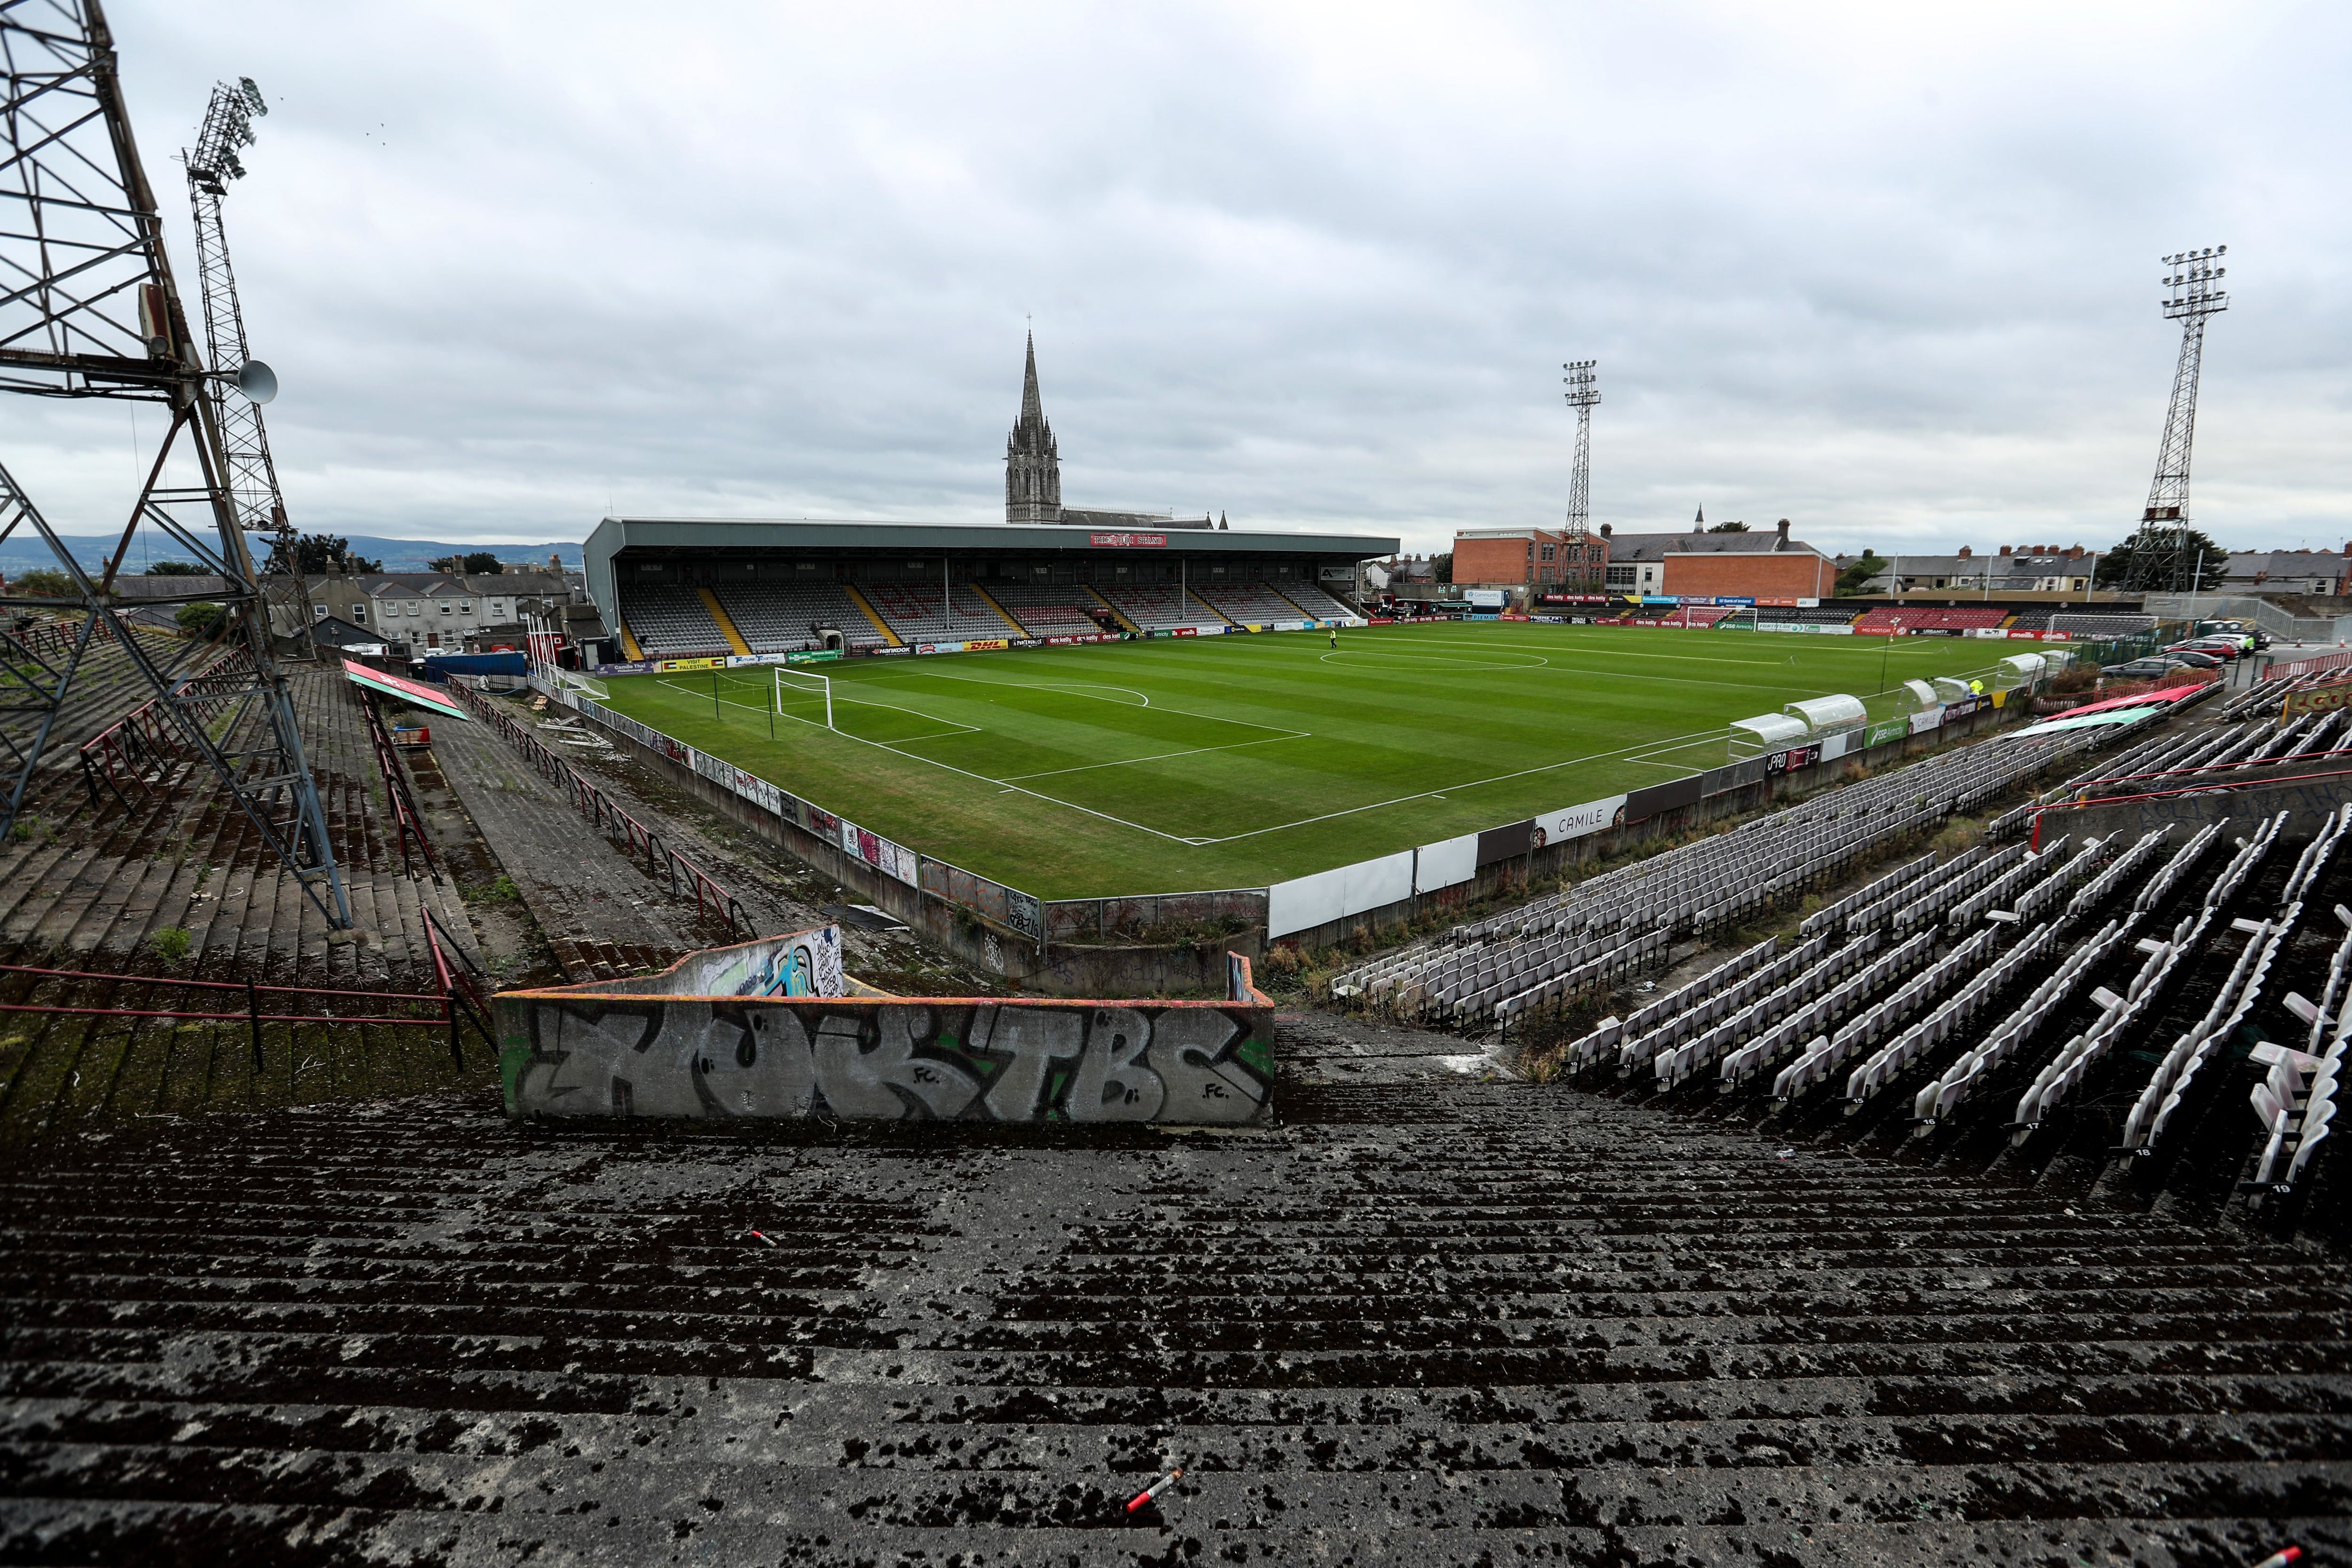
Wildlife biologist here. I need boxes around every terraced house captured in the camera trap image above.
[288,571,579,652]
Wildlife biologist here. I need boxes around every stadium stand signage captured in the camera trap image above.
[1531,794,1627,846]
[656,655,727,672]
[1088,532,1167,547]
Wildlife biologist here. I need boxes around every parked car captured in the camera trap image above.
[2164,650,2224,669]
[2104,657,2191,679]
[2168,639,2242,661]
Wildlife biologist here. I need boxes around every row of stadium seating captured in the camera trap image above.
[618,577,1365,655]
[987,584,1105,634]
[715,583,887,653]
[1514,702,2346,1218]
[859,583,1020,644]
[617,585,731,658]
[1334,710,2153,1029]
[1849,605,2010,632]
[1097,585,1219,632]
[1193,583,1312,623]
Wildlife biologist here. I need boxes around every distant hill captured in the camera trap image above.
[0,533,584,576]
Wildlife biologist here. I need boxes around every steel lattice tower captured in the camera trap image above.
[185,75,312,660]
[2120,246,2229,594]
[1562,359,1599,535]
[0,0,350,925]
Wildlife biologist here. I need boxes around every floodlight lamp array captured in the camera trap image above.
[1561,358,1601,409]
[2159,244,2228,320]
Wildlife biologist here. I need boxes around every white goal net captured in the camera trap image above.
[547,667,609,701]
[773,666,834,730]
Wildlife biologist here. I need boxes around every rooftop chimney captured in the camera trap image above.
[1599,523,1612,538]
[1957,546,1971,559]
[1999,544,2013,556]
[1774,518,1790,550]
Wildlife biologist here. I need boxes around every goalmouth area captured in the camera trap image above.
[591,621,2019,900]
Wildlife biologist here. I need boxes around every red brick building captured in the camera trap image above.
[1452,527,1607,590]
[1595,519,1837,599]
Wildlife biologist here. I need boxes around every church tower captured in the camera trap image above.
[1005,333,1062,524]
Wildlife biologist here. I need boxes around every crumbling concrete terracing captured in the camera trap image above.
[1,1063,2345,1565]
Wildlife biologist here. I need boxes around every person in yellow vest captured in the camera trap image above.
[1329,624,1338,650]
[1969,677,1986,697]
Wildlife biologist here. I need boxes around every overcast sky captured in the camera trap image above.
[11,0,2349,558]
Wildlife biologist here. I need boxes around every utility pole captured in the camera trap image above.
[0,1,350,925]
[2122,247,2229,594]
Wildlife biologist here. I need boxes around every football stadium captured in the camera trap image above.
[572,516,2090,907]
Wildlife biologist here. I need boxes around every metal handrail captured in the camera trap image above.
[356,686,439,878]
[452,682,750,940]
[77,643,255,807]
[0,952,493,1073]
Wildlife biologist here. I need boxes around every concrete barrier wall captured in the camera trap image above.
[499,992,1275,1126]
[1272,698,2032,953]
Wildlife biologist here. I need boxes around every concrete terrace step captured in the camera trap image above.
[0,1085,2347,1563]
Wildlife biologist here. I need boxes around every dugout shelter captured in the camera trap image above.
[580,517,1397,667]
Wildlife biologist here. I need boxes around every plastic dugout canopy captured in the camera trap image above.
[1995,653,2047,687]
[1727,711,1811,761]
[1783,693,1867,736]
[1899,678,1941,712]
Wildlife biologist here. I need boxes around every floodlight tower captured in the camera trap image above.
[0,0,350,925]
[1562,359,1600,536]
[185,75,312,658]
[2121,246,2229,594]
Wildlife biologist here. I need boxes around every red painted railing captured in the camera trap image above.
[77,646,256,808]
[451,682,750,940]
[0,938,493,1072]
[356,686,439,877]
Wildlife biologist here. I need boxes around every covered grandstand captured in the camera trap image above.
[581,517,1394,664]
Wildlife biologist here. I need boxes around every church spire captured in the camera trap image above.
[1006,331,1062,524]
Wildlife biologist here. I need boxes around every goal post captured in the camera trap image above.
[548,667,609,701]
[774,665,834,730]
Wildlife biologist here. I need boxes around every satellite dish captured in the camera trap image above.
[235,359,278,404]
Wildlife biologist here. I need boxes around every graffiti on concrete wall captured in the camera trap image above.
[500,998,1274,1126]
[578,925,844,1001]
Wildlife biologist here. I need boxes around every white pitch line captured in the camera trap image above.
[998,732,1308,783]
[846,661,1303,737]
[1182,725,1725,846]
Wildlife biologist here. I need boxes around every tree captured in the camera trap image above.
[2094,525,2229,592]
[143,560,210,576]
[1431,552,1453,585]
[6,568,76,598]
[463,552,501,574]
[265,533,381,576]
[175,601,223,635]
[1706,520,1751,533]
[1836,551,1889,597]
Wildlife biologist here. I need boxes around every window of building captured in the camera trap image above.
[1540,544,1555,563]
[460,602,474,613]
[313,604,327,620]
[350,605,366,622]
[439,604,452,615]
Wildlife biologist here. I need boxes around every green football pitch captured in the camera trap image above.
[593,623,2016,899]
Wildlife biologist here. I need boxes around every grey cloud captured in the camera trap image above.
[10,0,2345,558]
